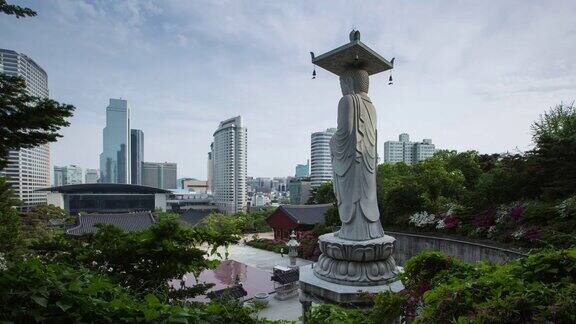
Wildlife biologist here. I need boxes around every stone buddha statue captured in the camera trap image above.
[332,68,384,241]
[302,31,400,289]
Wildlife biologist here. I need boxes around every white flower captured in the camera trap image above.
[495,205,510,224]
[409,212,436,227]
[556,196,576,218]
[436,219,445,229]
[512,228,526,240]
[0,253,7,271]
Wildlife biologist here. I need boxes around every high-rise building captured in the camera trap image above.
[310,128,336,188]
[85,168,100,184]
[99,99,131,184]
[0,49,48,97]
[211,116,247,214]
[0,49,50,210]
[295,160,310,178]
[207,145,214,194]
[54,166,65,186]
[53,165,83,185]
[289,177,311,205]
[130,129,144,185]
[383,133,436,164]
[142,162,177,189]
[65,165,83,184]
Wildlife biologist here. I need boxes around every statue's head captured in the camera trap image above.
[339,68,369,95]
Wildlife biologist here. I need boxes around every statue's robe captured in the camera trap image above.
[331,92,384,241]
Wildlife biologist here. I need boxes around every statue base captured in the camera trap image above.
[313,232,399,286]
[300,264,404,305]
[299,232,404,307]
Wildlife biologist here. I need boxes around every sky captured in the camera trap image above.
[1,0,575,179]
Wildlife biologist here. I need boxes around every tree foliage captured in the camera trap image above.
[0,0,36,18]
[36,215,238,301]
[199,210,272,235]
[0,258,268,323]
[307,181,336,204]
[0,75,75,168]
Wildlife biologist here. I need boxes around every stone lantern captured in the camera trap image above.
[287,230,300,268]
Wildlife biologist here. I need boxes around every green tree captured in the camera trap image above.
[532,102,576,144]
[0,0,36,18]
[380,181,426,224]
[307,181,336,204]
[0,75,75,169]
[474,166,523,207]
[413,158,465,211]
[434,150,483,190]
[40,215,238,301]
[323,206,341,227]
[522,103,576,199]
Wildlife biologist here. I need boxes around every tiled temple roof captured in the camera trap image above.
[66,212,155,235]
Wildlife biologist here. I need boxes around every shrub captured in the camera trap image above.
[246,238,287,254]
[0,258,268,323]
[417,249,576,323]
[307,304,368,324]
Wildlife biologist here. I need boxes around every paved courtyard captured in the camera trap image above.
[207,237,312,322]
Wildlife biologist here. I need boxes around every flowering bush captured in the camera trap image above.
[409,212,436,228]
[472,208,496,228]
[509,203,525,221]
[435,219,445,230]
[442,216,459,230]
[556,195,576,219]
[0,253,6,272]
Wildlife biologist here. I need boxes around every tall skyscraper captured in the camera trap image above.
[99,99,131,184]
[295,160,310,178]
[383,133,436,164]
[310,128,336,188]
[0,49,50,210]
[141,162,177,189]
[85,168,100,184]
[207,144,214,194]
[130,129,144,185]
[53,166,65,186]
[211,116,247,214]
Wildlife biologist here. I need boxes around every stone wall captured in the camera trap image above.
[387,231,527,265]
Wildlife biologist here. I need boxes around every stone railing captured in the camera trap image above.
[386,231,527,265]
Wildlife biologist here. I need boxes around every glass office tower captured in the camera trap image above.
[99,99,131,183]
[131,129,144,185]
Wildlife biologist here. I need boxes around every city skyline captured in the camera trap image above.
[2,1,575,178]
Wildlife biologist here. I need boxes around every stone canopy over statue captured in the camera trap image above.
[300,31,402,293]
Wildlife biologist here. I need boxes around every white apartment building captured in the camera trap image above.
[0,49,50,210]
[85,168,100,184]
[211,116,247,214]
[310,128,336,188]
[383,133,436,164]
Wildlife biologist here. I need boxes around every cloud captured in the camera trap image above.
[2,0,575,179]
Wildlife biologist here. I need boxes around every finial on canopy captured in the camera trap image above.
[349,30,361,42]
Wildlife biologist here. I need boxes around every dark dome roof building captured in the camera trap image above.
[37,183,170,215]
